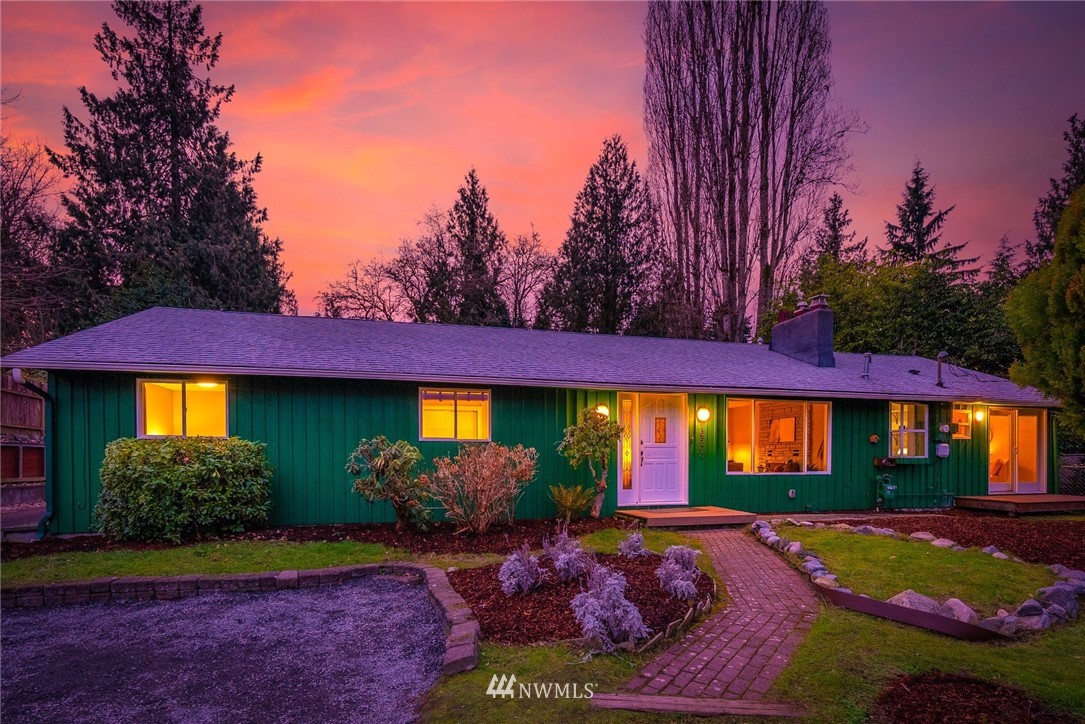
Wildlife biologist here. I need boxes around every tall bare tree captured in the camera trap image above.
[644,1,860,340]
[500,227,552,328]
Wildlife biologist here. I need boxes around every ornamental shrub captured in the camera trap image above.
[96,437,273,543]
[571,564,650,652]
[346,436,431,531]
[499,543,544,595]
[543,528,592,582]
[548,484,595,524]
[656,545,702,601]
[618,531,652,558]
[421,443,537,534]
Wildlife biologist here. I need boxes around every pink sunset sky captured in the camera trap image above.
[2,1,1083,314]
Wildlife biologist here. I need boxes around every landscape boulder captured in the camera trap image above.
[886,589,946,616]
[930,539,957,549]
[1037,587,1078,619]
[786,541,804,555]
[992,552,1009,560]
[828,523,853,531]
[1044,604,1069,624]
[942,598,980,625]
[979,615,1017,636]
[1015,599,1044,618]
[1016,611,1051,631]
[1055,579,1085,596]
[908,532,937,541]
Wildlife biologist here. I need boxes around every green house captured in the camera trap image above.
[3,302,1058,535]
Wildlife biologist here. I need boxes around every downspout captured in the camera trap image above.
[13,369,54,539]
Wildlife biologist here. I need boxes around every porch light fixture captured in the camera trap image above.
[595,404,610,418]
[974,410,985,422]
[695,406,710,454]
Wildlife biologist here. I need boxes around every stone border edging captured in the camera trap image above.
[0,562,479,676]
[751,518,1085,638]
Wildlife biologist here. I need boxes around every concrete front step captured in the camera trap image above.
[615,506,757,528]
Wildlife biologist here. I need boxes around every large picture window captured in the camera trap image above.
[890,402,928,458]
[725,399,831,474]
[139,380,227,438]
[419,389,491,441]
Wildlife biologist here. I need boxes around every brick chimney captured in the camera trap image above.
[769,294,835,367]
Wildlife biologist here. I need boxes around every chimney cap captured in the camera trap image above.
[809,293,830,309]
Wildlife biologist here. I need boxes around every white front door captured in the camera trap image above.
[637,393,687,504]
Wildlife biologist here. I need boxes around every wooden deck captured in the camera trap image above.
[592,693,806,718]
[954,494,1085,515]
[614,505,756,527]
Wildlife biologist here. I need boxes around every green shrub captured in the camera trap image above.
[96,437,273,543]
[548,484,595,524]
[346,436,432,531]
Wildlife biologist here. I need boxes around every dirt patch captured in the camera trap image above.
[871,672,1079,724]
[449,553,714,645]
[2,576,443,724]
[816,513,1085,569]
[0,517,628,562]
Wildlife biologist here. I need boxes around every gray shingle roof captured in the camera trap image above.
[1,307,1050,405]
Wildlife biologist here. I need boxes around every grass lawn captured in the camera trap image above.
[0,540,507,585]
[781,526,1055,616]
[773,606,1085,721]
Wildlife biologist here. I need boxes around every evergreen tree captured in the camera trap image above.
[48,0,294,325]
[1026,114,1085,269]
[1007,186,1085,436]
[812,193,867,262]
[883,162,974,270]
[446,168,509,326]
[538,135,660,335]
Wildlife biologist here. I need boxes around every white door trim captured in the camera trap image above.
[629,392,689,506]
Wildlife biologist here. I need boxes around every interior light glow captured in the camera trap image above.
[196,381,220,388]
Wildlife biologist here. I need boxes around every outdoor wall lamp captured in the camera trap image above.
[595,404,610,418]
[974,410,985,422]
[695,406,710,454]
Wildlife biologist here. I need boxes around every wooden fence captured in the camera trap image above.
[1,374,45,484]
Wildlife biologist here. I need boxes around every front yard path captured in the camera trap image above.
[627,529,817,700]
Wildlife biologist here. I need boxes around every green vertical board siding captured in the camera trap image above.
[48,371,1049,533]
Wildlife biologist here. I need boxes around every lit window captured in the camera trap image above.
[619,393,634,490]
[725,399,831,474]
[952,403,972,440]
[890,402,928,458]
[139,380,227,438]
[419,389,490,441]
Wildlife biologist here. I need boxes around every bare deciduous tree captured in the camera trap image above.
[500,227,552,328]
[644,0,861,340]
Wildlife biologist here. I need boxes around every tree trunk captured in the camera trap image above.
[591,461,608,518]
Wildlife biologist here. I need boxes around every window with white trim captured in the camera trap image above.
[138,380,227,438]
[952,403,972,440]
[890,402,928,458]
[725,399,831,474]
[419,389,491,441]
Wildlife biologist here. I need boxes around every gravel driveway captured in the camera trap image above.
[1,576,444,724]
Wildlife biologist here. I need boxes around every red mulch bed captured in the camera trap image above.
[448,553,714,645]
[871,672,1079,724]
[816,512,1085,569]
[0,518,629,562]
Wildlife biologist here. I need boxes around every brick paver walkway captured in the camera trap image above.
[627,529,817,700]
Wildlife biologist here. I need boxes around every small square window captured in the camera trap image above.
[890,402,928,458]
[419,389,490,441]
[139,380,227,438]
[952,403,972,440]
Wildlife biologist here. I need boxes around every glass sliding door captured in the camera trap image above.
[988,408,1046,494]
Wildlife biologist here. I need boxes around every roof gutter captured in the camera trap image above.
[12,369,55,539]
